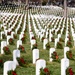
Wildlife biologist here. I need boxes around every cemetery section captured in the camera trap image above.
[0,5,75,75]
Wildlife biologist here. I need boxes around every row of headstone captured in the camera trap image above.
[33,15,75,48]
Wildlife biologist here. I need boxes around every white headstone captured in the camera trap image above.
[13,50,20,66]
[7,36,12,45]
[49,33,53,42]
[17,40,22,48]
[73,33,75,40]
[4,61,16,75]
[1,31,4,39]
[4,30,8,36]
[49,48,55,62]
[43,39,48,49]
[38,31,41,38]
[31,39,36,49]
[64,47,70,58]
[1,41,7,54]
[11,32,15,38]
[30,32,34,40]
[46,31,48,38]
[19,34,23,40]
[33,49,39,64]
[61,58,69,75]
[40,33,44,41]
[65,38,69,46]
[74,39,75,46]
[55,38,59,48]
[58,34,61,40]
[36,59,46,75]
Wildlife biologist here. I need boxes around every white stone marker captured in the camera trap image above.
[64,47,70,58]
[7,36,11,45]
[65,38,69,46]
[58,34,61,41]
[4,30,8,36]
[43,39,48,49]
[1,31,4,39]
[33,49,39,64]
[61,58,69,75]
[49,33,53,42]
[49,48,55,62]
[13,50,20,66]
[74,39,75,46]
[46,31,48,38]
[40,33,44,41]
[36,59,46,75]
[17,40,22,48]
[30,32,34,40]
[11,32,15,38]
[31,39,36,49]
[4,61,16,75]
[19,34,23,40]
[1,41,7,54]
[38,31,41,38]
[55,38,59,48]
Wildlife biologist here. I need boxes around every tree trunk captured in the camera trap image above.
[64,0,67,18]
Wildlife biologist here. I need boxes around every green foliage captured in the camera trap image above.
[18,45,26,53]
[17,57,28,67]
[21,37,26,44]
[9,38,14,45]
[66,50,74,60]
[66,41,72,48]
[7,70,17,75]
[0,58,3,68]
[66,67,74,75]
[46,42,50,50]
[51,51,60,62]
[41,37,45,42]
[56,42,63,49]
[13,34,17,39]
[32,44,37,50]
[3,46,11,55]
[40,67,50,75]
[2,34,6,39]
[59,38,64,42]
